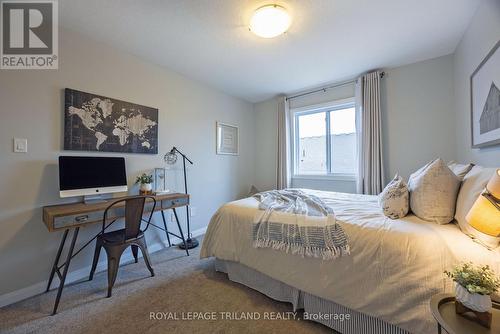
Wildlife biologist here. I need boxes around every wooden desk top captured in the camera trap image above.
[43,193,189,232]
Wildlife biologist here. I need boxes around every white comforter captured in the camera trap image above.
[200,190,500,334]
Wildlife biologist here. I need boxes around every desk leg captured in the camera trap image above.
[46,229,69,292]
[160,210,172,247]
[437,323,442,334]
[172,208,189,256]
[52,227,80,315]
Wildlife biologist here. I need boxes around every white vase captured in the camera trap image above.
[455,283,492,312]
[140,183,152,192]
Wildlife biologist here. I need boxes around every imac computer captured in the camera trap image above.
[59,156,128,202]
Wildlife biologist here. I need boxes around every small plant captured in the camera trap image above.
[135,173,153,185]
[445,262,500,295]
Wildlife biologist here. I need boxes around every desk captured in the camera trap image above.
[42,192,190,315]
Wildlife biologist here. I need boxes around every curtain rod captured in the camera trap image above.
[286,71,385,101]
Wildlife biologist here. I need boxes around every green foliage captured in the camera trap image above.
[135,173,153,185]
[445,262,500,295]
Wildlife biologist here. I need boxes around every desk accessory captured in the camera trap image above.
[164,146,198,249]
[135,173,153,195]
[154,167,169,193]
[58,156,128,202]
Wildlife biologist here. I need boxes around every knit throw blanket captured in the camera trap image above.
[252,189,350,260]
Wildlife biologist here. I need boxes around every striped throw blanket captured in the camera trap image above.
[252,189,350,260]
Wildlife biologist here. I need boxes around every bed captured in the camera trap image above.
[200,189,500,334]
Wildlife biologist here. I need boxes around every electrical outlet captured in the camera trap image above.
[13,138,27,153]
[189,207,197,217]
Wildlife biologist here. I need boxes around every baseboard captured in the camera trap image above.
[0,226,206,308]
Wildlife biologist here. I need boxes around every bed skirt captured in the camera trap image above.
[215,259,410,334]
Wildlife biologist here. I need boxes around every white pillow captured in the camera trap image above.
[379,174,409,219]
[447,161,474,181]
[408,158,461,224]
[455,166,499,249]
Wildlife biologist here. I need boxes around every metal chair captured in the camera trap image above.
[89,195,156,297]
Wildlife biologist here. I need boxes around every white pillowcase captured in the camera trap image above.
[379,174,409,219]
[455,166,499,249]
[408,158,461,224]
[447,161,474,181]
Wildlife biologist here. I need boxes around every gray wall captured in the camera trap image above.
[382,55,456,181]
[453,0,500,166]
[254,55,457,191]
[0,29,255,302]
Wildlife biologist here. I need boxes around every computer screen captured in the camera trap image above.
[58,156,127,197]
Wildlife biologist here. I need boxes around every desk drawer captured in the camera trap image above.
[162,196,189,209]
[54,210,106,229]
[52,201,157,229]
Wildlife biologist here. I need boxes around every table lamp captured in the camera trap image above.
[466,169,500,237]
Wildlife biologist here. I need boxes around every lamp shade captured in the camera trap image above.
[486,169,500,199]
[466,169,500,237]
[467,195,500,236]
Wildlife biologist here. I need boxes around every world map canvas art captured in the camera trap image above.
[64,89,158,154]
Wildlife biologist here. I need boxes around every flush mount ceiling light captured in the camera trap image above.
[249,4,291,38]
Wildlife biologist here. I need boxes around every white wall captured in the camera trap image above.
[453,0,500,166]
[382,55,456,181]
[0,29,255,302]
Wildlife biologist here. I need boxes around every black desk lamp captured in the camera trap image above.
[164,146,198,249]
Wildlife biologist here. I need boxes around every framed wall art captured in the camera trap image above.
[64,88,159,154]
[470,40,500,148]
[216,122,239,155]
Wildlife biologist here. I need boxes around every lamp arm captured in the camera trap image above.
[483,192,500,211]
[172,147,194,165]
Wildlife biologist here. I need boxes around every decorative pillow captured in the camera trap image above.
[408,158,461,224]
[379,174,409,219]
[247,185,260,197]
[455,166,499,249]
[447,161,474,181]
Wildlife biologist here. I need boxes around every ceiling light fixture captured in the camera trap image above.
[249,4,291,38]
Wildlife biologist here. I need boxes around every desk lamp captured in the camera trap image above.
[164,147,198,249]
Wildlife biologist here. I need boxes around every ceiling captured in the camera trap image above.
[59,0,481,103]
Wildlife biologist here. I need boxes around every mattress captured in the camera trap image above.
[200,190,500,333]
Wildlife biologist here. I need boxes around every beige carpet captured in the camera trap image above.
[0,237,332,334]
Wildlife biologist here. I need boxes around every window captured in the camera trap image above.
[293,101,357,178]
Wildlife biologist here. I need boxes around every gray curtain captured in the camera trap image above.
[356,71,385,195]
[277,95,291,189]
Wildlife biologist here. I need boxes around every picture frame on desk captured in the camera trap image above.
[154,167,168,193]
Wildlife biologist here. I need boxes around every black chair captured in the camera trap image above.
[89,195,156,297]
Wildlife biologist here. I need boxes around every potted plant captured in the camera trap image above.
[135,173,154,195]
[445,262,500,325]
